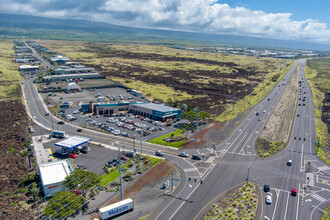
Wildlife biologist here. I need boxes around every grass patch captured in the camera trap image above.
[256,62,299,156]
[305,59,330,164]
[321,206,330,220]
[0,40,22,99]
[148,129,187,148]
[202,183,258,220]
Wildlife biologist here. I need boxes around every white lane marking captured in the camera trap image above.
[300,144,305,172]
[184,168,198,173]
[272,190,280,220]
[296,183,300,220]
[319,166,330,171]
[283,191,290,220]
[231,132,248,152]
[310,193,326,203]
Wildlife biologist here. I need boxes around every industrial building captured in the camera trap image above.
[82,102,181,121]
[43,73,100,81]
[52,67,95,75]
[38,159,73,197]
[49,55,70,64]
[19,65,39,72]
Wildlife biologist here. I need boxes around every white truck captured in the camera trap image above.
[99,198,134,219]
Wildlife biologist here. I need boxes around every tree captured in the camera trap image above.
[43,191,86,219]
[181,104,188,111]
[62,169,101,191]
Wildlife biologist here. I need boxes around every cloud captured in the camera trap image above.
[0,0,329,43]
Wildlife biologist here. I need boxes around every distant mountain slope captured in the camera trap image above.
[0,13,329,51]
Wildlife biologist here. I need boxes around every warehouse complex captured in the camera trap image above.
[82,101,181,121]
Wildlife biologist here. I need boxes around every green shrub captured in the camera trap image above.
[1,191,9,196]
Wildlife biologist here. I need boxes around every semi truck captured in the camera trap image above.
[99,198,134,219]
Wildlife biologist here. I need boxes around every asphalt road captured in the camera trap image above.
[149,59,330,220]
[22,43,329,220]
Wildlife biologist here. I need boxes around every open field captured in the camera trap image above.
[38,40,292,121]
[305,58,330,163]
[0,40,22,99]
[256,64,299,156]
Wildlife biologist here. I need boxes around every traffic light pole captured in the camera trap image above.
[171,170,203,192]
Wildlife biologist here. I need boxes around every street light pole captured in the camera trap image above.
[194,107,199,141]
[118,145,123,201]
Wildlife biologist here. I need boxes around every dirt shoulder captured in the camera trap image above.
[183,122,224,149]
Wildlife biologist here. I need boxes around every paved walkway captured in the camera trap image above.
[32,134,54,164]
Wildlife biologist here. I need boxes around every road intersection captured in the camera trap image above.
[22,43,329,220]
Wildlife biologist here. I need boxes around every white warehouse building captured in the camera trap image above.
[38,159,73,197]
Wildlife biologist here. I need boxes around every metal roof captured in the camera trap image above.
[55,136,91,149]
[133,102,180,112]
[39,159,73,185]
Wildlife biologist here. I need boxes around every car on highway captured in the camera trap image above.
[287,160,292,166]
[258,118,261,121]
[297,114,300,117]
[267,98,270,101]
[265,195,272,205]
[192,154,201,160]
[45,112,50,116]
[69,153,77,158]
[264,184,270,192]
[57,121,65,124]
[155,151,164,156]
[291,188,297,196]
[178,152,189,157]
[77,128,83,132]
[256,112,259,116]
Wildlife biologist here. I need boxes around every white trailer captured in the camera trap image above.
[99,198,134,219]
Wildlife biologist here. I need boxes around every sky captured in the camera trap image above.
[0,0,329,44]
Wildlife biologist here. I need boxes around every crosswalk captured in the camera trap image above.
[310,193,327,203]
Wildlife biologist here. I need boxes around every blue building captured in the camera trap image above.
[81,102,181,121]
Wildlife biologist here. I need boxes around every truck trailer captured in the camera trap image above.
[99,198,134,219]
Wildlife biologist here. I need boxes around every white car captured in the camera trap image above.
[265,195,272,204]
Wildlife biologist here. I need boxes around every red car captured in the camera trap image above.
[291,188,297,196]
[69,153,77,158]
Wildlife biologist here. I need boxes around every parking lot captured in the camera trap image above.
[44,140,121,175]
[43,85,148,107]
[53,107,181,141]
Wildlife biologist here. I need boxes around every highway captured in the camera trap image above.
[22,44,329,220]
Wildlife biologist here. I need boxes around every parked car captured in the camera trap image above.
[45,112,50,116]
[291,188,297,196]
[178,152,189,157]
[73,110,79,114]
[264,184,270,192]
[265,195,272,204]
[76,164,87,171]
[121,155,128,161]
[192,154,201,160]
[155,151,164,157]
[69,153,77,158]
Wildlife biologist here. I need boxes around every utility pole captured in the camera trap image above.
[194,107,199,141]
[140,135,142,154]
[233,87,236,111]
[118,145,123,200]
[171,169,174,192]
[246,167,250,184]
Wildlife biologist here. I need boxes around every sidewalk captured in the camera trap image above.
[32,134,54,164]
